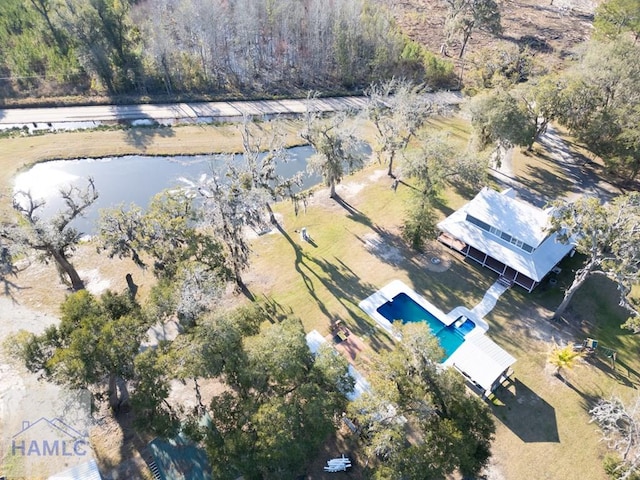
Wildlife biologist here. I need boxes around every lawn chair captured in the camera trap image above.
[584,338,598,354]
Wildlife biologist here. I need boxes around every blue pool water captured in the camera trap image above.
[376,292,475,360]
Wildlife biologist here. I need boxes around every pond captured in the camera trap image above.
[13,146,324,234]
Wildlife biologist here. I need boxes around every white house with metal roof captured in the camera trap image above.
[437,187,574,291]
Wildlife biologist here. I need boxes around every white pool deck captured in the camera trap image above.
[358,279,515,396]
[358,279,489,337]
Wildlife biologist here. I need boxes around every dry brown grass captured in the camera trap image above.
[391,0,598,72]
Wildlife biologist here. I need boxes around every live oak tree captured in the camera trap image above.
[556,38,640,183]
[157,307,352,479]
[98,191,216,279]
[18,290,149,412]
[98,191,229,324]
[98,190,229,282]
[548,193,640,325]
[401,131,487,250]
[465,44,535,91]
[468,89,536,160]
[238,118,306,221]
[301,103,366,199]
[128,306,262,438]
[516,76,566,148]
[181,164,267,291]
[129,347,180,437]
[208,317,352,479]
[469,78,564,153]
[365,79,439,178]
[348,323,495,479]
[2,178,98,291]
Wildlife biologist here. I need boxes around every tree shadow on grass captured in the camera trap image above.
[125,125,175,152]
[554,373,603,412]
[275,219,390,352]
[304,255,390,354]
[490,378,559,443]
[274,222,332,321]
[257,295,294,324]
[518,163,568,205]
[333,193,415,270]
[117,106,176,151]
[1,277,30,303]
[333,194,374,229]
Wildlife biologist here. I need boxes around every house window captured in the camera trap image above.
[466,214,535,254]
[467,215,490,231]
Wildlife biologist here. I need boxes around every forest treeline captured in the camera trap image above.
[0,0,456,102]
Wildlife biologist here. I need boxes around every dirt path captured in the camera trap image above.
[490,125,621,207]
[539,124,620,202]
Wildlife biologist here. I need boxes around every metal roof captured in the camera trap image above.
[437,187,574,281]
[47,459,102,480]
[444,334,516,394]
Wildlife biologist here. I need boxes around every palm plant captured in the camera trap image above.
[548,342,585,380]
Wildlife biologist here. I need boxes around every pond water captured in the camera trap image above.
[13,146,322,234]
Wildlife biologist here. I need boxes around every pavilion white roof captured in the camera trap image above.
[444,334,516,394]
[437,187,574,281]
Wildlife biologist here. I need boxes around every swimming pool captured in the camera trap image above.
[376,292,475,360]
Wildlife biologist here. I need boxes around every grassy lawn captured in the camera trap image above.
[2,118,639,479]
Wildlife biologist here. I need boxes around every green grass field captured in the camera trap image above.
[1,117,639,479]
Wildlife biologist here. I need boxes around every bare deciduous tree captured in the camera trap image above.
[591,396,640,479]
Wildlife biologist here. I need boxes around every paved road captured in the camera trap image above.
[0,92,464,132]
[0,97,364,128]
